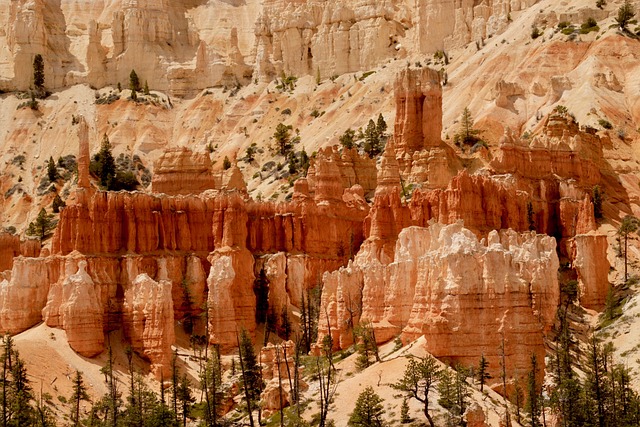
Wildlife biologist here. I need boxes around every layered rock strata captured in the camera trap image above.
[318,222,559,385]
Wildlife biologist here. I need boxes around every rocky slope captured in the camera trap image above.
[0,0,638,424]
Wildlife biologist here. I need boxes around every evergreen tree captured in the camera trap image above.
[376,114,387,136]
[143,80,150,96]
[355,322,379,370]
[348,386,385,427]
[52,194,65,214]
[477,354,491,392]
[363,119,381,158]
[592,185,603,219]
[70,370,90,427]
[90,134,116,190]
[455,107,482,145]
[47,157,58,183]
[274,123,293,156]
[299,149,310,176]
[33,54,44,90]
[619,215,639,282]
[339,128,355,150]
[177,374,194,427]
[400,398,410,424]
[393,355,441,427]
[26,208,56,241]
[129,69,141,93]
[200,345,224,427]
[526,354,541,427]
[237,329,264,427]
[616,0,636,30]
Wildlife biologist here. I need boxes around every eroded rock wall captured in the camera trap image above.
[318,222,559,384]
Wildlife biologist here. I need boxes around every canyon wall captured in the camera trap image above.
[0,0,534,93]
[317,222,559,385]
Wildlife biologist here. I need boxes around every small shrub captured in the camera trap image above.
[557,21,572,29]
[581,17,599,33]
[310,109,320,118]
[223,156,231,170]
[598,118,613,129]
[281,108,292,115]
[531,26,542,39]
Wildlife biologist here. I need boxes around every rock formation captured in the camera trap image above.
[318,222,559,385]
[43,260,104,357]
[393,67,442,153]
[123,259,175,377]
[0,233,40,272]
[151,147,219,195]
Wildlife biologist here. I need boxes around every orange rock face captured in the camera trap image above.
[0,233,40,272]
[318,223,559,386]
[40,259,104,357]
[393,67,442,153]
[151,147,218,196]
[123,265,175,378]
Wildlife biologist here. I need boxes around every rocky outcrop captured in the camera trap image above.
[0,257,58,334]
[0,233,40,272]
[51,260,104,357]
[207,247,255,350]
[393,67,442,153]
[151,148,219,196]
[318,223,559,386]
[1,0,252,94]
[306,146,377,197]
[571,233,610,310]
[123,262,175,378]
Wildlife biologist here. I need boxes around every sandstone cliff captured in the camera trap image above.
[318,222,559,385]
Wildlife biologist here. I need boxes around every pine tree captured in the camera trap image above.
[52,194,65,214]
[26,208,55,241]
[91,134,117,190]
[477,354,491,392]
[339,128,355,149]
[526,354,541,427]
[393,355,441,427]
[363,119,381,158]
[619,215,639,282]
[238,329,264,427]
[400,398,410,424]
[616,0,636,30]
[47,157,58,182]
[143,80,150,96]
[200,345,224,427]
[348,386,385,427]
[455,107,482,146]
[355,322,379,370]
[592,185,603,219]
[274,123,293,156]
[129,69,141,92]
[177,374,194,427]
[376,113,387,136]
[69,370,90,426]
[33,54,44,90]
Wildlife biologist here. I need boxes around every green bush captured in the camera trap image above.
[599,118,613,129]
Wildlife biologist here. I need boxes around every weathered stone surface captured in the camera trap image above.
[123,262,175,378]
[0,233,40,272]
[0,256,58,334]
[151,147,218,196]
[318,223,559,386]
[393,67,442,153]
[207,247,255,350]
[57,260,104,357]
[571,233,610,310]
